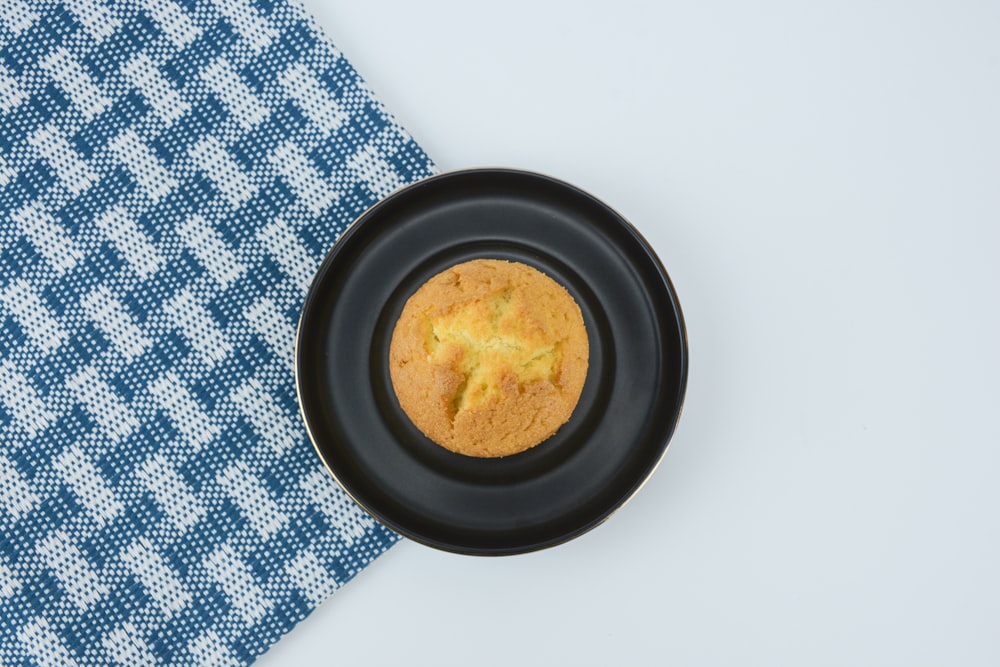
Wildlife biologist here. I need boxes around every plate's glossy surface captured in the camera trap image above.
[295,168,687,555]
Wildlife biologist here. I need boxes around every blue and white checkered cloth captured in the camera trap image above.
[0,0,435,663]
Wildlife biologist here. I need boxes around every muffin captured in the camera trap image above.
[389,259,589,458]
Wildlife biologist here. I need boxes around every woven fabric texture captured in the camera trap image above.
[0,0,435,664]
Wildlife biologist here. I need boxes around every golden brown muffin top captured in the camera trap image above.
[389,259,589,457]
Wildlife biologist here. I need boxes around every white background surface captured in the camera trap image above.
[262,1,1000,665]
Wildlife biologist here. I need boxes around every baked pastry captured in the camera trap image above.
[389,259,589,457]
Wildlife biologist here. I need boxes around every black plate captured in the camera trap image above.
[295,168,687,555]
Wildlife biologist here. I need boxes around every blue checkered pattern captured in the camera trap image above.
[0,0,435,663]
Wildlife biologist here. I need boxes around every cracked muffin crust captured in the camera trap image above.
[388,259,589,458]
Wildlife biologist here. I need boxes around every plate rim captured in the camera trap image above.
[294,166,689,555]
